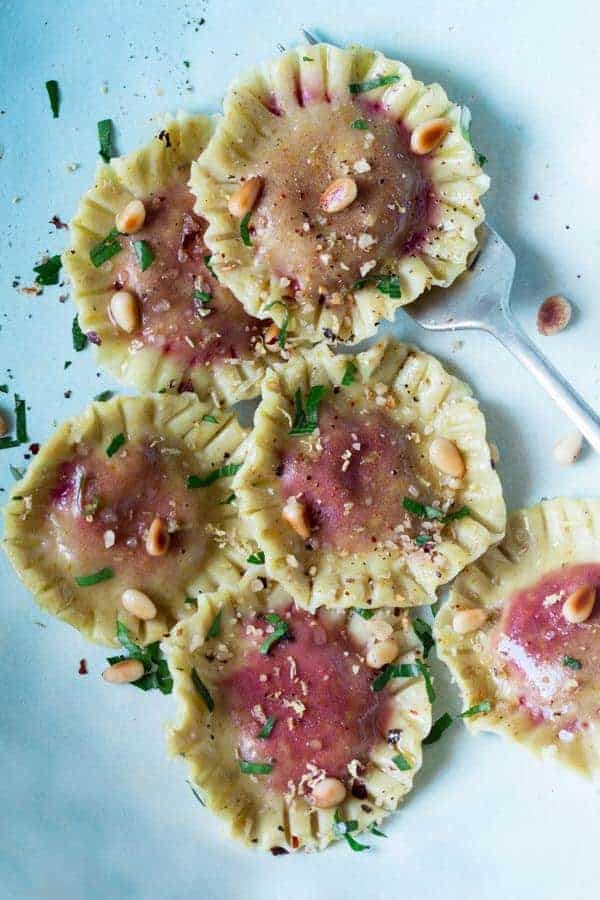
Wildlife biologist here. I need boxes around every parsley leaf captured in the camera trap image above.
[239,759,273,775]
[257,715,277,739]
[106,432,126,457]
[392,751,412,771]
[341,361,357,386]
[402,497,470,525]
[459,700,492,718]
[423,712,454,745]
[354,608,375,620]
[45,80,59,118]
[202,414,218,424]
[204,254,217,278]
[72,315,88,351]
[194,290,212,308]
[107,621,173,694]
[368,824,387,838]
[186,462,242,488]
[333,809,370,851]
[247,551,265,565]
[349,74,401,94]
[563,656,582,670]
[289,385,326,435]
[89,227,122,267]
[191,667,214,711]
[14,395,27,444]
[97,118,115,163]
[188,782,205,806]
[372,661,431,694]
[376,275,401,299]
[240,211,252,246]
[133,240,155,272]
[206,610,222,639]
[9,464,25,481]
[350,118,369,129]
[260,613,289,655]
[34,254,62,285]
[264,300,290,347]
[94,390,114,402]
[75,567,114,587]
[412,618,434,658]
[302,56,314,62]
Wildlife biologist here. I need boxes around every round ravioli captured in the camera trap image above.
[234,339,505,610]
[165,584,431,852]
[2,393,255,646]
[191,43,488,344]
[63,113,279,404]
[435,498,600,777]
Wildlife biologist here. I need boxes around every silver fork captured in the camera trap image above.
[301,29,600,452]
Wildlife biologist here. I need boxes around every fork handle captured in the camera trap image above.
[485,307,600,453]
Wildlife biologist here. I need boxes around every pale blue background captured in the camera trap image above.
[1,1,599,898]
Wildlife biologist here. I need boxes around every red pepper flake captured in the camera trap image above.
[291,835,299,849]
[78,659,88,675]
[29,443,40,455]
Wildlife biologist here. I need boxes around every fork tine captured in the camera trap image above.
[302,29,319,45]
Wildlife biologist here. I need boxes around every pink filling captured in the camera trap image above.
[492,564,600,723]
[114,180,266,372]
[279,401,427,552]
[221,606,387,793]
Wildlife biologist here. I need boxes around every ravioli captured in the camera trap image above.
[234,339,505,609]
[2,394,255,645]
[165,585,431,851]
[191,43,488,343]
[64,114,279,404]
[435,498,600,776]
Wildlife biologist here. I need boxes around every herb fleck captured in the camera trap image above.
[186,463,242,488]
[341,362,357,386]
[133,240,155,272]
[240,211,252,247]
[191,667,214,712]
[289,385,326,435]
[89,227,122,267]
[34,254,62,285]
[349,74,401,94]
[75,567,114,587]
[562,656,582,671]
[106,432,126,457]
[260,613,289,655]
[45,80,60,118]
[98,118,115,163]
[257,715,277,739]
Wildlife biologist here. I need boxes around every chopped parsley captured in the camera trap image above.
[0,385,7,393]
[240,211,252,246]
[368,823,387,838]
[333,809,370,852]
[201,414,218,424]
[372,660,433,697]
[376,275,401,299]
[392,751,412,771]
[183,60,191,68]
[107,621,173,694]
[14,395,28,444]
[354,607,375,620]
[75,567,114,587]
[191,667,214,711]
[414,659,435,703]
[97,118,115,163]
[423,712,454,745]
[34,254,62,285]
[94,390,114,402]
[412,618,434,658]
[341,361,357,386]
[302,55,314,62]
[459,700,492,718]
[188,782,205,806]
[0,437,19,450]
[204,254,217,278]
[206,610,222,639]
[133,240,155,272]
[402,496,470,524]
[186,462,242,488]
[194,290,212,308]
[9,465,25,481]
[349,74,401,94]
[239,759,273,775]
[72,315,88,351]
[247,551,265,565]
[89,227,122,267]
[45,80,59,118]
[257,715,277,739]
[106,432,126,457]
[264,300,290,347]
[562,656,582,670]
[260,613,289,655]
[64,361,72,369]
[415,534,431,547]
[350,118,369,129]
[289,385,326,435]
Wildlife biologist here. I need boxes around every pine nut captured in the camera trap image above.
[228,176,263,218]
[366,637,399,669]
[429,437,465,479]
[282,496,311,539]
[0,415,6,437]
[264,323,280,345]
[537,294,572,336]
[109,290,140,334]
[553,430,583,466]
[452,608,488,634]
[410,118,451,155]
[122,588,157,621]
[145,516,170,556]
[102,658,145,684]
[311,777,347,809]
[562,585,596,624]
[319,176,358,214]
[115,199,146,234]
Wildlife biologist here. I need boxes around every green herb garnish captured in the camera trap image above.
[45,80,59,118]
[333,809,370,852]
[402,497,470,525]
[89,227,122,267]
[204,254,217,278]
[264,300,290,348]
[75,567,114,587]
[72,315,87,351]
[106,432,126,457]
[202,414,218,424]
[239,759,273,775]
[413,618,434,658]
[260,613,289,655]
[186,463,242,489]
[107,621,173,694]
[194,290,212,309]
[0,438,19,450]
[459,700,492,718]
[476,152,488,167]
[392,752,412,771]
[220,492,236,505]
[206,610,222,639]
[247,551,265,565]
[191,667,214,712]
[376,275,401,299]
[289,385,326,435]
[423,712,454,745]
[14,395,27,444]
[349,74,401,94]
[183,60,191,68]
[372,661,431,694]
[415,534,431,547]
[97,118,115,163]
[563,656,582,671]
[240,211,252,247]
[350,118,369,129]
[302,55,314,62]
[414,658,435,703]
[9,465,25,481]
[354,607,375,620]
[257,715,277,739]
[188,782,205,806]
[94,390,114,402]
[64,361,72,369]
[34,254,62,285]
[0,385,8,393]
[368,824,387,838]
[341,361,357,386]
[133,240,155,272]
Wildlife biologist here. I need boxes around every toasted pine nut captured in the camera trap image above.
[367,618,394,642]
[228,176,263,218]
[122,588,157,621]
[537,294,572,336]
[264,323,280,345]
[102,658,145,684]
[145,516,170,556]
[311,777,347,809]
[429,437,465,479]
[562,585,596,624]
[410,118,451,155]
[553,430,583,466]
[109,290,140,334]
[282,496,311,540]
[452,608,488,634]
[115,199,146,234]
[0,415,6,437]
[366,637,399,669]
[319,176,358,214]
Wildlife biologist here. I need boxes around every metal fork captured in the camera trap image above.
[301,29,600,452]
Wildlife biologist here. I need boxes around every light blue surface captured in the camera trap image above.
[1,1,599,898]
